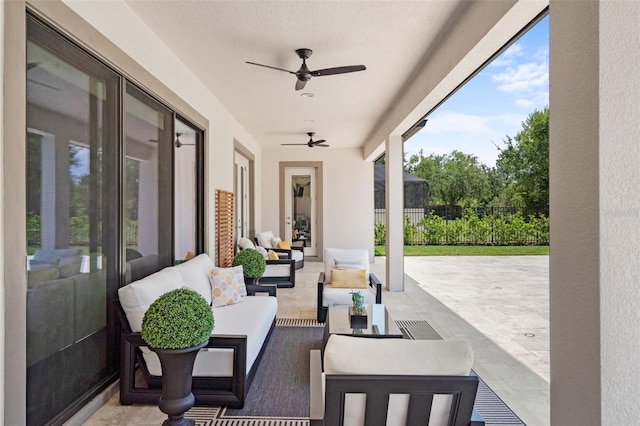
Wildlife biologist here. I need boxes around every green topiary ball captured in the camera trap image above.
[142,288,214,349]
[232,248,266,278]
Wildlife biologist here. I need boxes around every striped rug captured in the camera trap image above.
[184,320,525,425]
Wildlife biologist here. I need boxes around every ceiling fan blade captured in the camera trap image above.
[281,143,308,146]
[27,62,42,71]
[28,79,60,91]
[311,139,326,145]
[295,79,307,91]
[315,144,330,147]
[310,65,366,76]
[245,61,295,74]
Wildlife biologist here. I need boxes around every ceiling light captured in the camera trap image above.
[305,119,315,123]
[300,93,314,98]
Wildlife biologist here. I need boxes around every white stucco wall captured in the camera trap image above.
[550,1,640,425]
[62,0,263,255]
[599,2,640,424]
[261,147,374,260]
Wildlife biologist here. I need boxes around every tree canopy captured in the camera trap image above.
[496,107,549,207]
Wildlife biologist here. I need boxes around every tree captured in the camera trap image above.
[406,150,490,206]
[496,107,549,207]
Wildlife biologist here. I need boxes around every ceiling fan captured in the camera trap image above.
[246,48,366,91]
[281,132,329,148]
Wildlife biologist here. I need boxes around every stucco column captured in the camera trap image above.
[550,1,640,425]
[385,134,404,291]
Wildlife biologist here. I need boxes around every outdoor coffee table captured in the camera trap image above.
[323,303,404,344]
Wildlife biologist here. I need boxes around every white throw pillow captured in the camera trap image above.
[238,237,256,250]
[271,237,282,247]
[256,231,275,248]
[255,246,269,260]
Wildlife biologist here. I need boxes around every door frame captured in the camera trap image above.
[279,161,323,260]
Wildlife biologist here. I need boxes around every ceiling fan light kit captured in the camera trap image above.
[246,48,366,91]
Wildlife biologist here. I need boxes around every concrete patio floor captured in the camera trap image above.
[82,256,550,425]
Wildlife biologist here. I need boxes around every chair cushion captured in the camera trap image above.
[238,237,256,250]
[329,269,367,288]
[324,248,369,283]
[255,246,269,259]
[324,335,474,376]
[256,231,276,248]
[322,286,377,307]
[291,250,304,262]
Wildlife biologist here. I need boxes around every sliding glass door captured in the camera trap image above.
[26,15,120,425]
[26,13,204,424]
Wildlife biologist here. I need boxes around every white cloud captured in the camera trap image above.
[492,61,548,94]
[423,112,522,136]
[489,43,524,67]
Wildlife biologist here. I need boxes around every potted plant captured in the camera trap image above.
[142,288,214,426]
[232,248,266,285]
[349,290,367,329]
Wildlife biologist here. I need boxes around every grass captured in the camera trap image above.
[374,245,549,256]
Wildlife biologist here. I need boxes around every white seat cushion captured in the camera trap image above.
[322,285,376,307]
[291,250,304,262]
[142,296,278,377]
[263,263,291,278]
[238,237,256,250]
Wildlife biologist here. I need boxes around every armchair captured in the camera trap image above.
[254,230,304,269]
[317,248,381,323]
[236,241,297,288]
[310,335,485,426]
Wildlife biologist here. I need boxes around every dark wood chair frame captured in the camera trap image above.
[310,350,485,426]
[115,284,276,408]
[316,271,382,323]
[259,257,296,288]
[254,237,305,270]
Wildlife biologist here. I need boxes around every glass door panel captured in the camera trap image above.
[26,15,119,425]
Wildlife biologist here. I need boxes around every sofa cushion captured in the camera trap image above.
[118,266,185,332]
[267,250,279,260]
[256,231,275,249]
[324,248,369,283]
[142,296,278,377]
[277,240,291,250]
[255,246,269,259]
[175,254,215,305]
[263,263,291,278]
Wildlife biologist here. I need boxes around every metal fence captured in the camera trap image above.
[374,205,549,246]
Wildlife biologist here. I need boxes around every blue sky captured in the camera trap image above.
[404,16,549,168]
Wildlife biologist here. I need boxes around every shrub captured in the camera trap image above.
[374,222,386,245]
[232,248,266,277]
[142,288,214,349]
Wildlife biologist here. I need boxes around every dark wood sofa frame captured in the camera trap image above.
[115,284,276,408]
[310,350,485,426]
[316,271,382,323]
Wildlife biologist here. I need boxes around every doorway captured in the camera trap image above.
[234,152,250,247]
[284,167,317,256]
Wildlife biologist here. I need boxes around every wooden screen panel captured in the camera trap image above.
[216,189,234,267]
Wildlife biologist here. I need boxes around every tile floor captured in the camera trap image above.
[80,257,550,426]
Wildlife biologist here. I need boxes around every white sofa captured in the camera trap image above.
[310,335,485,426]
[116,253,277,408]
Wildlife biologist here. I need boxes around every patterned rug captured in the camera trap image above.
[184,318,525,425]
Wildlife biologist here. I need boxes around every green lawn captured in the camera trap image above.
[374,245,549,256]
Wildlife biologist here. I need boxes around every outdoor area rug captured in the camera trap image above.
[183,319,525,426]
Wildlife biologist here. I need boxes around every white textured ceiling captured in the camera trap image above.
[124,1,469,149]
